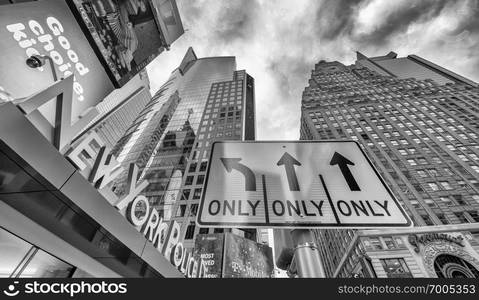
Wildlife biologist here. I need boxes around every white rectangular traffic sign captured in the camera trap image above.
[197,141,412,228]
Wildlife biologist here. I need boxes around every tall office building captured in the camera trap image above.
[112,48,257,251]
[73,70,152,150]
[300,52,479,278]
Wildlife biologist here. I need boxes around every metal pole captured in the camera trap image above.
[291,229,325,278]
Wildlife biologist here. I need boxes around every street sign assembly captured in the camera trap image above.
[197,141,412,228]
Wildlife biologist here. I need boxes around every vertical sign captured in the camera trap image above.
[193,234,225,278]
[0,0,114,126]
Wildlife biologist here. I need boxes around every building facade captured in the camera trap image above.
[111,48,257,252]
[300,52,479,278]
[334,225,479,278]
[0,0,190,278]
[73,70,152,150]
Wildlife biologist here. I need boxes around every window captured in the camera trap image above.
[453,195,466,205]
[455,212,470,223]
[458,181,467,188]
[199,161,208,172]
[199,228,209,234]
[410,200,420,208]
[437,214,449,225]
[189,204,199,216]
[422,215,434,225]
[188,163,197,173]
[185,223,195,239]
[176,205,186,217]
[440,197,453,206]
[381,258,413,278]
[364,237,383,250]
[394,237,405,248]
[196,175,205,185]
[439,182,453,190]
[383,237,396,249]
[181,189,190,200]
[185,176,194,186]
[417,170,427,178]
[468,211,479,222]
[428,183,439,191]
[193,188,202,200]
[418,158,428,165]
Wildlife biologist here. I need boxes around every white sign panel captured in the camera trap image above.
[197,141,412,228]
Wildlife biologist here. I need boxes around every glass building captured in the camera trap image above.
[300,51,479,278]
[73,70,152,150]
[112,47,257,251]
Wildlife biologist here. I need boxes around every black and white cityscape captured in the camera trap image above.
[1,0,479,285]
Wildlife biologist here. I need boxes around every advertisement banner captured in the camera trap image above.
[0,0,115,126]
[70,0,184,87]
[194,233,274,278]
[222,233,274,278]
[194,234,225,278]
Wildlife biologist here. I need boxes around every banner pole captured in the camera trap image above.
[291,229,326,278]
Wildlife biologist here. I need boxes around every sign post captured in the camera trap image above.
[291,229,325,278]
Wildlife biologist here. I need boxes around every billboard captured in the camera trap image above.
[0,0,114,126]
[194,233,274,278]
[194,234,225,278]
[222,233,274,278]
[70,0,184,87]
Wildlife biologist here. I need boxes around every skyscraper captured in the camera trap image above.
[300,52,479,278]
[73,70,152,150]
[112,48,257,251]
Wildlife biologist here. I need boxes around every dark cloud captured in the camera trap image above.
[151,0,479,141]
[354,0,450,46]
[212,0,260,43]
[448,0,479,35]
[314,0,366,40]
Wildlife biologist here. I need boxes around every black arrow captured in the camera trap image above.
[329,152,361,191]
[220,158,256,191]
[277,152,302,191]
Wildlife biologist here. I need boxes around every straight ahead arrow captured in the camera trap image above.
[220,158,256,191]
[330,152,361,191]
[277,152,302,191]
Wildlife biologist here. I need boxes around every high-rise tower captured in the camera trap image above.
[112,48,257,251]
[300,52,479,278]
[73,70,152,150]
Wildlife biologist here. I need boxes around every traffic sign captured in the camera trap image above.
[197,141,412,228]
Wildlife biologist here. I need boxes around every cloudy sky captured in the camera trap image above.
[147,0,479,140]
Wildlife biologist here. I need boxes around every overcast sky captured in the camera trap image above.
[147,0,479,140]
